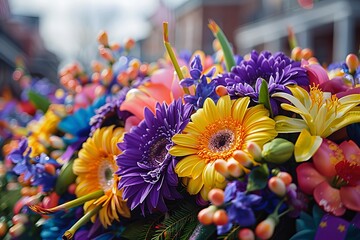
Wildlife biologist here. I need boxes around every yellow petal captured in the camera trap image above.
[294,129,322,162]
[272,92,310,115]
[169,145,198,156]
[203,98,220,122]
[172,134,199,148]
[275,116,308,133]
[175,155,202,177]
[217,95,232,118]
[190,109,208,131]
[187,176,203,194]
[232,97,250,121]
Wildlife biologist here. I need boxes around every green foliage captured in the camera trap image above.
[120,213,164,240]
[246,164,269,192]
[27,90,51,113]
[258,79,273,117]
[55,159,77,195]
[152,201,200,240]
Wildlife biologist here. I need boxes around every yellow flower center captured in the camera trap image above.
[309,84,324,110]
[197,118,245,163]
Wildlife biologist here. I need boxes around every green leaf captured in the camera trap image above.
[28,90,51,113]
[121,214,163,240]
[180,219,199,240]
[312,204,325,226]
[246,164,269,192]
[289,229,315,240]
[258,79,273,117]
[189,224,216,240]
[296,212,315,231]
[152,201,200,240]
[208,20,236,72]
[55,160,77,195]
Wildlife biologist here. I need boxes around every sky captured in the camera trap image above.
[9,0,186,67]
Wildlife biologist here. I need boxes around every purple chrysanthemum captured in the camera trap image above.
[89,87,132,135]
[116,99,193,215]
[215,50,308,115]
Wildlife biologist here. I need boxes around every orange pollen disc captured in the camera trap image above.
[197,118,245,163]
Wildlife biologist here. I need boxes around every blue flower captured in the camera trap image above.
[32,153,60,192]
[180,55,219,109]
[217,180,261,235]
[8,138,34,180]
[58,96,106,144]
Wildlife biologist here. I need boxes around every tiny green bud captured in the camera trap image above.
[262,138,294,164]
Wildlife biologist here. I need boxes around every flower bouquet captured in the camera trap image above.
[0,20,360,240]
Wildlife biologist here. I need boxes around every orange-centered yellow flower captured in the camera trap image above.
[73,126,130,227]
[169,95,277,199]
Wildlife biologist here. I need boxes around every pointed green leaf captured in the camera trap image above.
[28,90,51,113]
[208,20,236,72]
[246,164,269,192]
[289,229,315,240]
[258,79,273,117]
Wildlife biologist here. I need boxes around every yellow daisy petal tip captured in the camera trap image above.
[294,129,323,162]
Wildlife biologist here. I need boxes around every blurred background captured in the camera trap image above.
[1,0,360,97]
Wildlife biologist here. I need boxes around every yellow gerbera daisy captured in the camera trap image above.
[273,85,360,162]
[27,104,64,157]
[169,95,277,199]
[73,126,130,227]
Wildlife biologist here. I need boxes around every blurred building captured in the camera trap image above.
[235,0,360,64]
[0,0,59,97]
[141,0,262,62]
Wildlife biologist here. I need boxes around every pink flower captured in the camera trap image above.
[120,68,184,129]
[296,139,360,216]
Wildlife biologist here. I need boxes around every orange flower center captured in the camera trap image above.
[197,118,245,163]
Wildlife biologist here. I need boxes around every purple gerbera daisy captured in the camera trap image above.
[116,99,193,215]
[89,87,132,135]
[215,50,308,115]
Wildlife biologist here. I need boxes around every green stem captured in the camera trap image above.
[29,190,104,214]
[63,204,102,240]
[163,22,190,94]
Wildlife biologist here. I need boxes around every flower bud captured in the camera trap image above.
[238,228,255,240]
[277,172,292,186]
[49,136,65,149]
[97,31,109,46]
[124,38,135,51]
[198,205,217,225]
[247,142,262,162]
[291,47,302,61]
[110,42,121,51]
[9,223,25,238]
[0,221,7,237]
[213,209,229,226]
[208,189,225,206]
[44,163,57,175]
[346,53,359,73]
[117,72,130,86]
[101,68,113,86]
[233,150,253,168]
[255,216,277,240]
[215,86,228,97]
[301,48,313,60]
[214,159,230,178]
[262,138,294,164]
[98,46,114,62]
[227,158,244,178]
[91,61,103,72]
[12,214,28,225]
[268,176,286,197]
[129,59,141,70]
